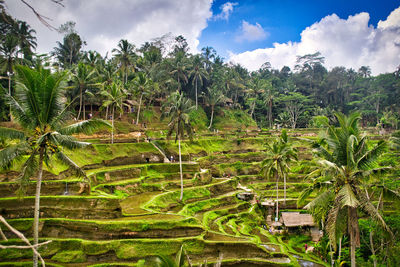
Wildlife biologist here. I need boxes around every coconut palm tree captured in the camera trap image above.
[260,129,297,220]
[0,65,109,267]
[13,20,37,60]
[131,72,154,125]
[205,85,224,129]
[52,32,83,68]
[162,91,193,201]
[112,39,136,84]
[262,80,275,128]
[189,55,208,109]
[69,62,99,120]
[169,51,189,93]
[0,34,19,120]
[298,112,392,267]
[101,80,126,144]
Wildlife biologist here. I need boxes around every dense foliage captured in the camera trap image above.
[1,13,399,129]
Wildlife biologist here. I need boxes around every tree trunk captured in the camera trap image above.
[370,231,377,267]
[338,236,342,264]
[275,173,279,221]
[283,173,287,205]
[208,106,214,129]
[77,87,83,120]
[195,78,198,110]
[105,105,108,120]
[329,242,334,267]
[83,95,86,120]
[348,207,360,267]
[178,137,184,201]
[111,105,115,144]
[269,100,272,128]
[136,93,143,125]
[250,100,255,118]
[8,75,12,122]
[33,148,44,267]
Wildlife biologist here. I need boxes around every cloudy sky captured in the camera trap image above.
[6,0,400,74]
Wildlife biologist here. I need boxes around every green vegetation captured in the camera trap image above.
[0,6,399,267]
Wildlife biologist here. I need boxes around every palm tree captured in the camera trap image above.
[260,129,297,220]
[101,80,126,144]
[189,55,208,110]
[205,85,224,129]
[69,62,99,120]
[246,76,266,119]
[201,46,216,72]
[131,72,154,125]
[13,20,37,60]
[52,32,83,68]
[169,51,189,93]
[112,39,136,84]
[298,112,392,267]
[0,34,19,120]
[0,65,109,267]
[162,91,193,201]
[262,80,275,128]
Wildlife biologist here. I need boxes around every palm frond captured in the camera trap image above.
[297,186,315,207]
[326,197,341,249]
[4,93,31,130]
[0,142,30,169]
[16,151,38,197]
[175,245,185,267]
[356,188,393,237]
[54,151,87,180]
[58,119,111,135]
[357,140,387,170]
[304,190,334,211]
[0,127,25,140]
[50,133,90,150]
[339,184,359,208]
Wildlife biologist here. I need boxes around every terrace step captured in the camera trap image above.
[0,196,122,220]
[2,217,204,240]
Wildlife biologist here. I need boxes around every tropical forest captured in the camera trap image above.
[0,1,400,267]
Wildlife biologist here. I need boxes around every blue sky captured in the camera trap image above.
[7,0,400,74]
[200,0,400,60]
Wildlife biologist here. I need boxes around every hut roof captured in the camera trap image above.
[281,212,314,228]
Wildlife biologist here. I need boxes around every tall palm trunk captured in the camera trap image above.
[283,173,287,205]
[208,106,214,129]
[275,172,279,220]
[195,78,198,110]
[348,206,360,267]
[250,99,256,118]
[33,147,44,267]
[77,87,83,120]
[83,95,86,120]
[269,100,272,128]
[136,93,143,125]
[105,105,108,120]
[178,137,184,201]
[111,105,115,144]
[8,75,12,121]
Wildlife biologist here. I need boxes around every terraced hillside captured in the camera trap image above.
[0,123,329,266]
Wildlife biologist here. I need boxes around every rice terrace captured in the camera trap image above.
[0,1,400,266]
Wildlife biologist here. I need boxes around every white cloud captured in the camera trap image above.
[229,7,400,75]
[235,20,268,42]
[6,0,213,56]
[214,2,237,21]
